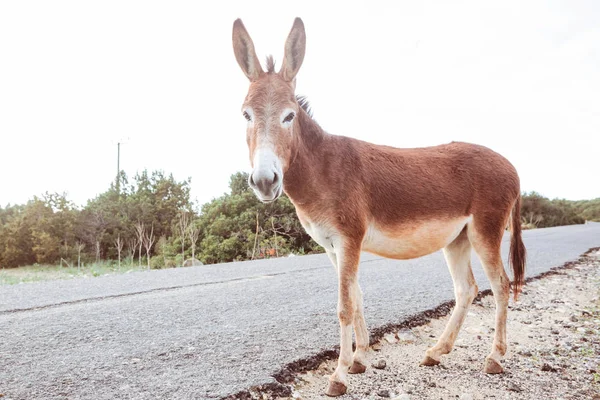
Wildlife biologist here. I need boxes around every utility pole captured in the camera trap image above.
[114,137,129,195]
[117,142,121,193]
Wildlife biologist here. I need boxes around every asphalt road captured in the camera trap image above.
[1,223,599,399]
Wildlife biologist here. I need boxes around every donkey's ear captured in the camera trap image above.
[232,19,263,81]
[280,18,306,82]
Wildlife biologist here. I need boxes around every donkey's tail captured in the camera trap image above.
[509,194,527,301]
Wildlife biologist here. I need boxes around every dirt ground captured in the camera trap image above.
[277,249,600,400]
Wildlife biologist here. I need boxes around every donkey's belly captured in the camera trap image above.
[362,216,471,260]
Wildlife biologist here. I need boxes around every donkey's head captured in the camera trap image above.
[232,18,306,202]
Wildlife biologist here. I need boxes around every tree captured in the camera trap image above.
[143,224,155,270]
[114,234,124,268]
[27,197,61,264]
[156,235,168,267]
[76,241,85,270]
[520,192,586,228]
[177,210,189,265]
[126,237,137,265]
[134,221,145,267]
[195,172,321,264]
[229,171,252,196]
[0,207,35,268]
[187,221,201,261]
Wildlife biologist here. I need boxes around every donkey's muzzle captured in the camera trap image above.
[248,169,282,202]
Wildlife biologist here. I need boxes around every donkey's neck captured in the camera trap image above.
[282,108,328,206]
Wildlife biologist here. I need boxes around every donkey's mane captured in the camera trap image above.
[265,55,276,73]
[296,95,313,118]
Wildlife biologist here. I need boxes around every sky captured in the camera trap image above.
[1,1,599,209]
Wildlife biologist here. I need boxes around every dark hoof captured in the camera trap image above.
[325,380,347,397]
[348,361,367,374]
[484,357,504,374]
[420,355,440,366]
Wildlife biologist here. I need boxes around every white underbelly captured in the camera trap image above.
[362,216,471,259]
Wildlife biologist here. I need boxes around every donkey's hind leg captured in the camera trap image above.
[348,282,369,374]
[421,227,478,366]
[468,215,510,374]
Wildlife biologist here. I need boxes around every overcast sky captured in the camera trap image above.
[1,1,598,209]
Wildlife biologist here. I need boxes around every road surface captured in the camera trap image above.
[1,223,599,399]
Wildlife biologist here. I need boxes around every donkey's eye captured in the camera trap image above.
[243,111,252,122]
[283,112,295,123]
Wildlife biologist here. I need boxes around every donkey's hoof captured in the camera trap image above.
[325,380,347,397]
[420,355,440,366]
[484,357,504,374]
[349,361,367,374]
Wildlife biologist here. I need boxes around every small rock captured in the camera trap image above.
[393,395,410,400]
[372,359,387,370]
[459,394,474,400]
[384,333,398,344]
[518,350,533,357]
[551,329,559,335]
[570,315,579,322]
[541,363,557,372]
[377,389,390,398]
[397,329,417,343]
[507,383,523,392]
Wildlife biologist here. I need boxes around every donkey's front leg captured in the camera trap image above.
[326,244,361,397]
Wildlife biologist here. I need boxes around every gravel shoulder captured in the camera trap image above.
[279,249,600,400]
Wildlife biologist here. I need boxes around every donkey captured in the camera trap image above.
[232,17,526,397]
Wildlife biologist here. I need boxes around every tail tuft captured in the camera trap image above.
[509,195,527,301]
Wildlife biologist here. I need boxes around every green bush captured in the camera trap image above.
[150,255,164,269]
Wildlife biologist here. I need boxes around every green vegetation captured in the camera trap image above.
[0,171,598,278]
[520,191,600,229]
[0,170,321,274]
[0,261,140,285]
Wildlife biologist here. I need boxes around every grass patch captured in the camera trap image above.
[0,261,147,286]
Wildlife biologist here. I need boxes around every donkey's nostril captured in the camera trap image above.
[248,173,256,188]
[272,171,280,185]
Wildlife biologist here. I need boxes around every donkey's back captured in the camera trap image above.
[325,138,521,260]
[323,136,520,223]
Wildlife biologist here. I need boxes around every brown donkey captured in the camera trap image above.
[232,17,526,397]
